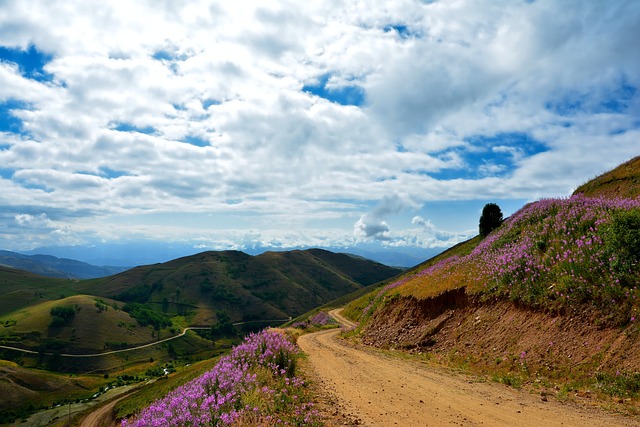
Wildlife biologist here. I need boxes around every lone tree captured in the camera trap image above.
[479,203,503,237]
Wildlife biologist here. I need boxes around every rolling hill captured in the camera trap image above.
[0,249,400,355]
[74,249,402,324]
[344,156,640,398]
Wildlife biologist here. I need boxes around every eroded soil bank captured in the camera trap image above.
[361,289,640,388]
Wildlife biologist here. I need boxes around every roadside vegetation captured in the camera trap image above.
[121,329,320,426]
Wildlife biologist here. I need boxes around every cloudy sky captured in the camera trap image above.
[0,0,639,264]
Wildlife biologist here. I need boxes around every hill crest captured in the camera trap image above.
[573,155,640,199]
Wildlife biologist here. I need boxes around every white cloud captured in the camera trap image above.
[354,194,419,241]
[14,213,52,228]
[0,0,638,253]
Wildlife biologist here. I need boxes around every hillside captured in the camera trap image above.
[0,295,163,354]
[0,250,127,279]
[344,158,640,401]
[0,249,400,357]
[74,249,401,325]
[0,265,73,315]
[573,155,640,199]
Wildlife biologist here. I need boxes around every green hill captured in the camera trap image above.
[0,266,73,315]
[0,295,163,354]
[0,249,400,355]
[73,249,400,325]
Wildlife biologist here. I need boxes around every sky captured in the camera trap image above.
[0,0,639,266]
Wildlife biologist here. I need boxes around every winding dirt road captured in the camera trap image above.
[298,309,639,427]
[80,393,130,427]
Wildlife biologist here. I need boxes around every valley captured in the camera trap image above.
[0,249,400,424]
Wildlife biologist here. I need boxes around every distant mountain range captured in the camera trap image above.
[0,250,127,279]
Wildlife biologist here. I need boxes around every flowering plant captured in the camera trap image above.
[122,329,320,426]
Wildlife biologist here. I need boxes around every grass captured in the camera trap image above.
[0,360,112,424]
[0,295,172,354]
[574,156,640,199]
[0,266,76,315]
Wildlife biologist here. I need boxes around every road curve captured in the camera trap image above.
[79,393,130,427]
[298,310,638,427]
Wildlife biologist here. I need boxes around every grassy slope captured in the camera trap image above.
[343,237,480,320]
[0,295,163,353]
[0,359,110,421]
[73,249,401,324]
[347,157,640,323]
[0,266,73,314]
[574,155,640,199]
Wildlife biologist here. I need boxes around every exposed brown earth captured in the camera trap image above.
[360,291,640,378]
[298,309,639,426]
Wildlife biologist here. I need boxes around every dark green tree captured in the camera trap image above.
[479,203,503,237]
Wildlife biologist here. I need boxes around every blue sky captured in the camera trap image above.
[0,0,639,266]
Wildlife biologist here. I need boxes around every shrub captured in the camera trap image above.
[605,208,640,283]
[210,311,237,338]
[49,305,77,327]
[123,303,172,330]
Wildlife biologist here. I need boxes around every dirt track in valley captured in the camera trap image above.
[79,393,130,427]
[297,309,639,427]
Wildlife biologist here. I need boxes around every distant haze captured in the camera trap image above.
[23,243,440,268]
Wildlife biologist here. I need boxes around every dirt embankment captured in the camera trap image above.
[361,289,640,381]
[298,310,638,426]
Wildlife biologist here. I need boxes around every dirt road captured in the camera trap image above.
[297,309,639,427]
[79,393,129,427]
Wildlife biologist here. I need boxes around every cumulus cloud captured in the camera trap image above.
[14,213,52,228]
[411,215,434,229]
[354,194,418,241]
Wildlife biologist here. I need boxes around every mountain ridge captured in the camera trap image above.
[0,248,401,358]
[0,250,127,279]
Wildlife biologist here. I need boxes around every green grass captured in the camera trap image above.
[0,360,111,424]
